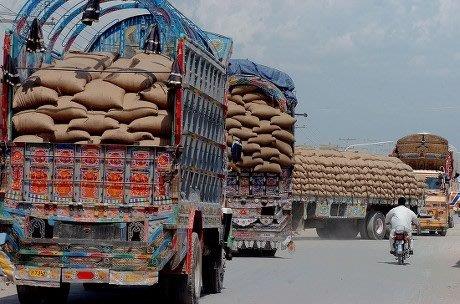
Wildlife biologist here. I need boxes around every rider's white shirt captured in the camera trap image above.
[385,205,419,230]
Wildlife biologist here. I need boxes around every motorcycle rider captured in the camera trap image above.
[385,197,420,255]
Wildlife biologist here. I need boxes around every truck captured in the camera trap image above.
[225,59,297,255]
[0,1,234,303]
[292,148,426,239]
[391,133,458,236]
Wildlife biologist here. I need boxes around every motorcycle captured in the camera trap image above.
[392,229,411,265]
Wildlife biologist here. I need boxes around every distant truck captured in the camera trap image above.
[0,1,234,303]
[391,133,458,236]
[292,148,426,240]
[225,59,297,255]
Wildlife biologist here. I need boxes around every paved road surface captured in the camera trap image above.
[2,219,460,304]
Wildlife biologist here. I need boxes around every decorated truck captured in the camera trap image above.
[292,148,426,239]
[391,133,458,236]
[225,59,297,255]
[0,1,234,303]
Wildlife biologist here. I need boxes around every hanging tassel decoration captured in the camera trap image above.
[82,0,101,26]
[143,25,162,54]
[167,58,182,88]
[26,18,46,53]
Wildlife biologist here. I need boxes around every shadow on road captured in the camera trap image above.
[452,260,460,268]
[378,261,410,266]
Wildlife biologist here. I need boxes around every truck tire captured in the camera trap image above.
[17,285,41,304]
[449,215,454,228]
[262,249,277,257]
[17,284,70,304]
[439,229,447,236]
[175,232,202,304]
[359,220,369,239]
[202,247,224,294]
[366,211,386,240]
[316,227,330,239]
[333,222,359,239]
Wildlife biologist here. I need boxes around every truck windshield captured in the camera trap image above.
[426,177,442,190]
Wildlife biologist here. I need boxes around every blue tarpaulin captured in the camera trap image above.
[228,59,297,109]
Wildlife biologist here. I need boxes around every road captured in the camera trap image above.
[2,219,460,304]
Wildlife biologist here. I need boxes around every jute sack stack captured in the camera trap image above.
[292,148,426,199]
[226,85,296,174]
[12,51,174,147]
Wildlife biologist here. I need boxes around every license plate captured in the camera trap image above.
[29,269,46,278]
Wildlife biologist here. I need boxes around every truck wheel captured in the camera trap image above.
[334,222,359,239]
[439,229,447,236]
[202,247,224,294]
[17,285,41,304]
[17,284,70,304]
[175,232,202,304]
[44,283,70,304]
[316,227,330,239]
[262,249,277,257]
[366,211,386,240]
[359,220,369,239]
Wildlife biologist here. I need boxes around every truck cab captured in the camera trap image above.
[416,170,450,236]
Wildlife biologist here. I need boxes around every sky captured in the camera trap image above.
[2,0,460,152]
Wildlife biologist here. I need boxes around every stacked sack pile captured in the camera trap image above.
[226,85,296,174]
[12,51,173,146]
[293,148,426,200]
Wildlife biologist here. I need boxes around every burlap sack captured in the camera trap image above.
[271,154,294,167]
[272,130,295,143]
[228,127,257,140]
[13,110,55,134]
[253,121,281,134]
[248,134,276,145]
[63,51,118,69]
[253,147,281,159]
[132,53,173,69]
[106,93,159,123]
[60,51,117,80]
[104,58,154,92]
[101,124,154,144]
[140,82,169,109]
[238,156,264,168]
[231,85,257,95]
[254,162,282,174]
[227,102,246,116]
[37,96,87,123]
[13,135,46,143]
[232,114,260,128]
[128,111,171,136]
[274,140,293,157]
[226,118,243,129]
[271,113,297,128]
[247,104,281,119]
[244,100,268,110]
[226,134,233,146]
[54,124,91,142]
[139,137,170,146]
[69,112,119,135]
[228,95,244,106]
[243,92,266,102]
[13,85,59,110]
[133,58,173,83]
[242,142,261,154]
[30,68,90,95]
[72,80,125,111]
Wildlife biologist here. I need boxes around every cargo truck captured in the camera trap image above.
[0,1,234,303]
[391,133,458,236]
[292,148,426,240]
[225,59,297,255]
